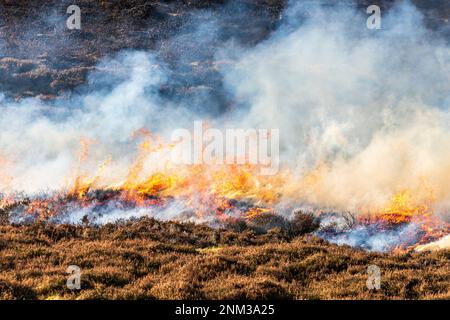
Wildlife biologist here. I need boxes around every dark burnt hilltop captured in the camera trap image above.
[0,0,448,100]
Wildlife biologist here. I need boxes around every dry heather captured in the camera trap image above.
[0,217,448,300]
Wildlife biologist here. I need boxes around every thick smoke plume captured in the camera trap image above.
[224,2,450,216]
[0,1,449,251]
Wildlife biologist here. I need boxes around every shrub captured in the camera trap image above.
[224,219,249,233]
[289,209,320,236]
[247,213,289,234]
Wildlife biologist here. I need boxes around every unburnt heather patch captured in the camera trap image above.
[0,211,318,246]
[0,217,448,300]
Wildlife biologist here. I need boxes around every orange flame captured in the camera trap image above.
[3,130,448,251]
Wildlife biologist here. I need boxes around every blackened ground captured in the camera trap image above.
[0,0,448,103]
[0,0,286,102]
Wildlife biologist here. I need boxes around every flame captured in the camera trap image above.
[358,189,450,251]
[70,156,112,199]
[379,190,433,224]
[0,155,13,195]
[2,131,449,252]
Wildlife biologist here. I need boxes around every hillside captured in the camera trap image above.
[0,0,449,301]
[1,218,449,300]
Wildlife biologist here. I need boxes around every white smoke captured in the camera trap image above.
[221,1,450,215]
[1,1,450,233]
[416,234,450,252]
[0,52,197,193]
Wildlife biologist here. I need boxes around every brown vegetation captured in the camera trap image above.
[0,217,448,300]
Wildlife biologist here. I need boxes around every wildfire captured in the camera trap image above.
[1,134,449,253]
[347,189,450,252]
[379,190,433,224]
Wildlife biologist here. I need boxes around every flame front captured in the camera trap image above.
[1,133,449,252]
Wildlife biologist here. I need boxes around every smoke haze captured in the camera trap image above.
[1,1,449,229]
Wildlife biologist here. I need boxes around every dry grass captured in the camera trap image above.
[0,217,448,300]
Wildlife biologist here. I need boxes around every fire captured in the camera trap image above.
[379,190,433,225]
[1,133,449,252]
[0,155,13,195]
[70,156,112,199]
[37,134,287,222]
[352,189,450,251]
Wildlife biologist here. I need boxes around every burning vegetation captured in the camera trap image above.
[0,0,449,300]
[1,134,449,253]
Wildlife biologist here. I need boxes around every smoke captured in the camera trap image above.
[1,0,450,238]
[222,1,450,216]
[1,52,155,192]
[416,234,450,252]
[317,214,424,252]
